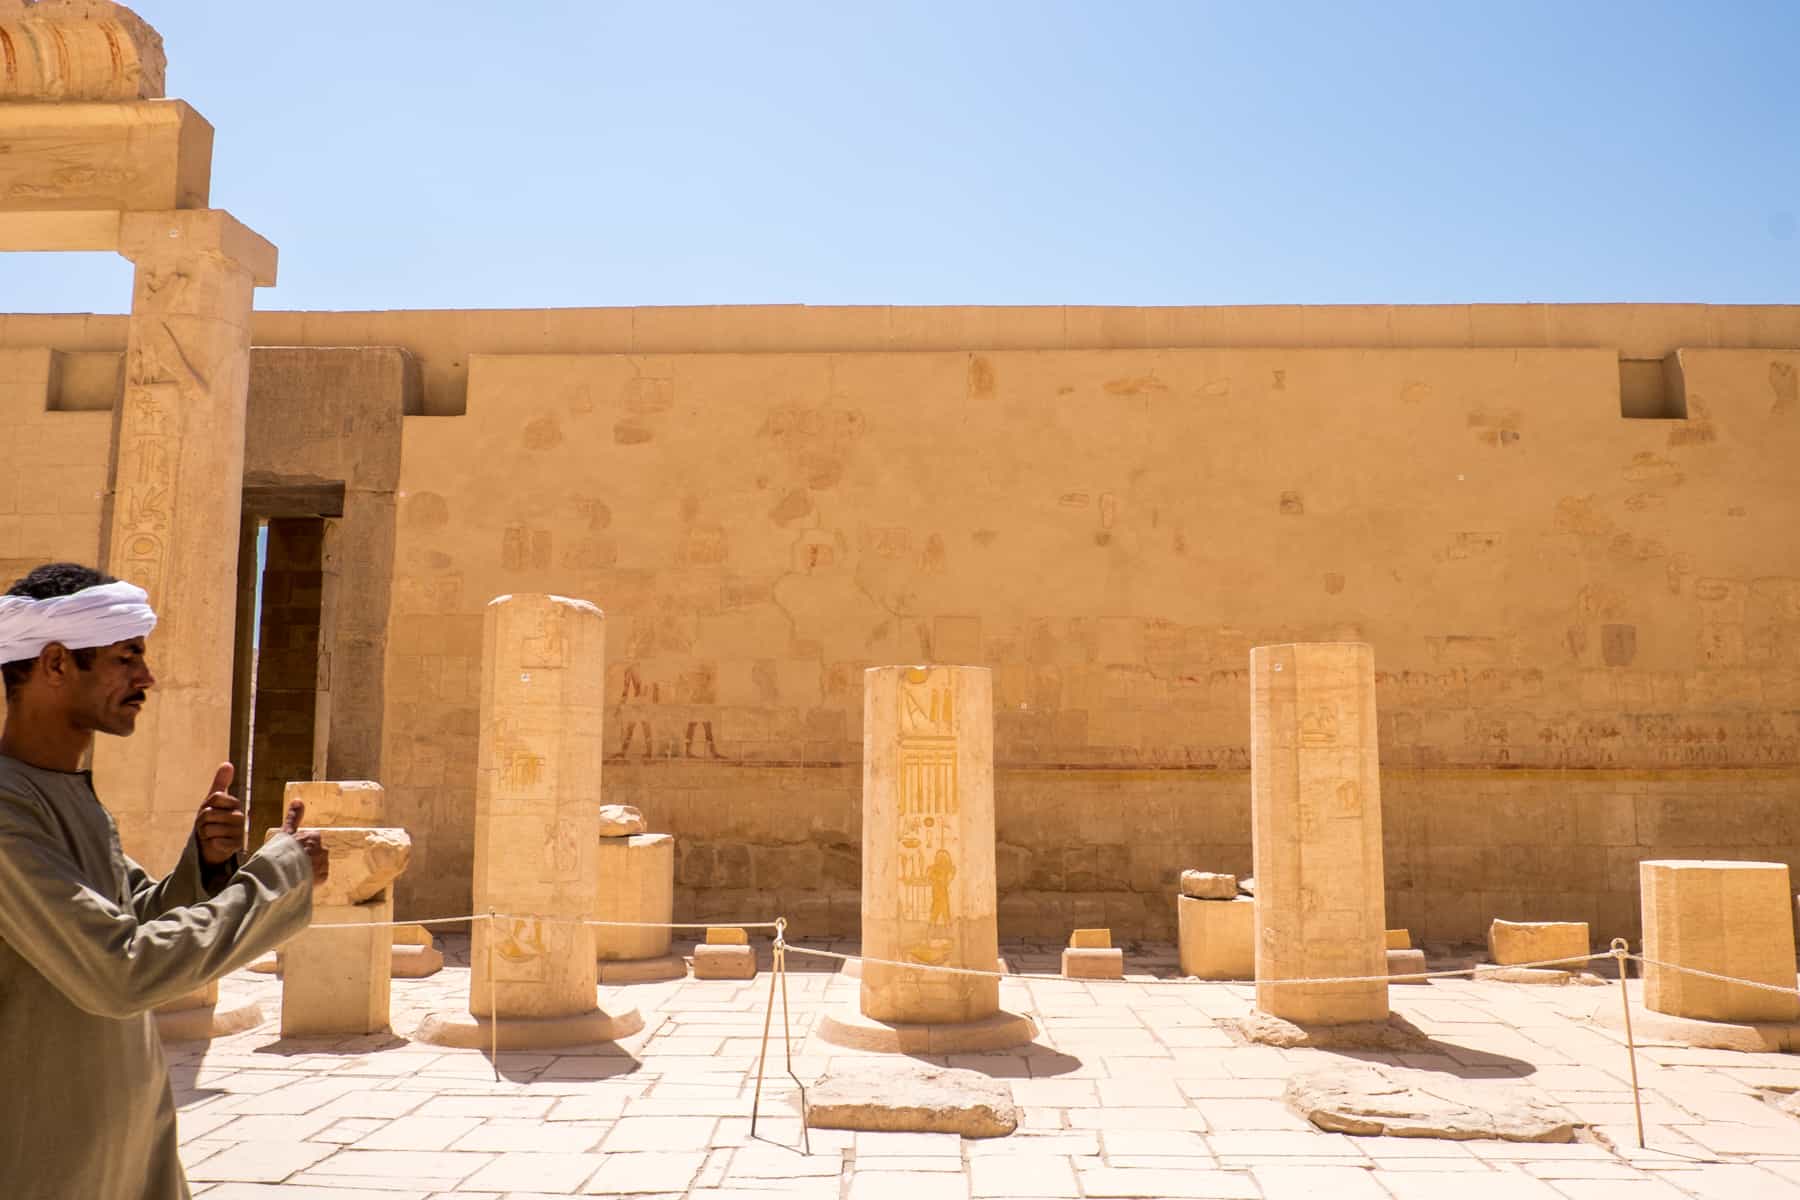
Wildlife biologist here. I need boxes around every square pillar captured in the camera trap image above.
[1250,642,1387,1025]
[860,666,998,1025]
[470,593,604,1021]
[92,209,277,873]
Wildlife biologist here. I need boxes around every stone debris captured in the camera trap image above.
[1285,1063,1583,1142]
[1487,919,1590,968]
[1180,871,1239,900]
[597,804,648,837]
[805,1062,1019,1137]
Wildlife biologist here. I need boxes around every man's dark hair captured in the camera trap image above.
[2,563,118,699]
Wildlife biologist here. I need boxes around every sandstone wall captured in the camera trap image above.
[1,308,1797,945]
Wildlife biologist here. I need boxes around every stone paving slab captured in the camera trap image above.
[167,936,1800,1198]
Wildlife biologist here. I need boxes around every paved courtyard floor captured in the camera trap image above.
[168,936,1800,1199]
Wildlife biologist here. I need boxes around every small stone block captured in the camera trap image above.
[692,944,757,980]
[1061,947,1123,980]
[1180,870,1239,900]
[1487,919,1590,968]
[1178,894,1255,979]
[805,1062,1020,1136]
[706,926,749,945]
[1386,929,1412,950]
[1387,948,1428,983]
[391,944,444,979]
[1069,928,1112,949]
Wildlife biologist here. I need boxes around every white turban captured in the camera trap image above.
[0,581,158,665]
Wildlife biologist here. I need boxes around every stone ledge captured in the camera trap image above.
[598,955,689,984]
[412,1005,644,1050]
[1592,998,1800,1053]
[812,1005,1037,1054]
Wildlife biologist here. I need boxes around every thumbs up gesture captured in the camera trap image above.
[280,796,330,888]
[194,763,246,867]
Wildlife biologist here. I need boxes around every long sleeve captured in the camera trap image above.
[124,834,218,919]
[0,803,314,1019]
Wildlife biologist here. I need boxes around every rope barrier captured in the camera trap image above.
[295,911,784,932]
[775,939,1623,987]
[1627,954,1800,998]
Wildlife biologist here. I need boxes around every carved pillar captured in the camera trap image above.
[92,210,275,872]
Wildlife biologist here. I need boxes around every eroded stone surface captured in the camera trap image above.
[597,803,647,837]
[312,828,412,907]
[1180,871,1238,900]
[1237,1010,1427,1051]
[805,1062,1019,1137]
[0,0,166,101]
[1286,1063,1583,1142]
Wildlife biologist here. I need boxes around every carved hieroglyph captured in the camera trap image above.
[470,593,605,1020]
[92,211,275,874]
[1250,643,1388,1025]
[861,666,999,1024]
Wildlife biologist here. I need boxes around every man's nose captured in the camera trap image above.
[136,663,157,690]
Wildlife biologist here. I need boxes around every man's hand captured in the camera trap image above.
[195,763,246,868]
[280,797,329,888]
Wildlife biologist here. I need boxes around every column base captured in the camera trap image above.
[1593,998,1800,1053]
[155,995,266,1041]
[1236,1009,1420,1051]
[598,954,689,984]
[412,1005,644,1050]
[813,1003,1037,1054]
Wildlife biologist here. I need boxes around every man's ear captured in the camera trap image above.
[37,643,74,688]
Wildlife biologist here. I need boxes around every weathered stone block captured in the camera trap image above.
[1062,947,1123,980]
[1180,871,1238,900]
[693,944,756,980]
[595,833,674,961]
[0,101,211,214]
[311,827,411,907]
[705,926,748,945]
[1487,919,1589,968]
[284,780,386,827]
[1178,894,1255,979]
[805,1062,1019,1137]
[1386,929,1412,950]
[1387,948,1428,983]
[1069,928,1111,949]
[1641,860,1800,1023]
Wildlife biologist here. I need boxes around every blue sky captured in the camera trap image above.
[5,1,1797,312]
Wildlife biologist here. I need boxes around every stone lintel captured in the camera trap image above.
[0,100,210,211]
[0,209,122,251]
[119,208,278,285]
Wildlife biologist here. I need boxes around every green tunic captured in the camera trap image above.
[0,754,314,1200]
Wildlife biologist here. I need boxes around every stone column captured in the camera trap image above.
[1641,860,1800,1024]
[594,805,682,982]
[862,665,998,1024]
[417,593,641,1046]
[91,210,276,873]
[1250,642,1388,1026]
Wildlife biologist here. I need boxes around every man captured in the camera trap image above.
[0,562,328,1199]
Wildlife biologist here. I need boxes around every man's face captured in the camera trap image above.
[63,637,155,737]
